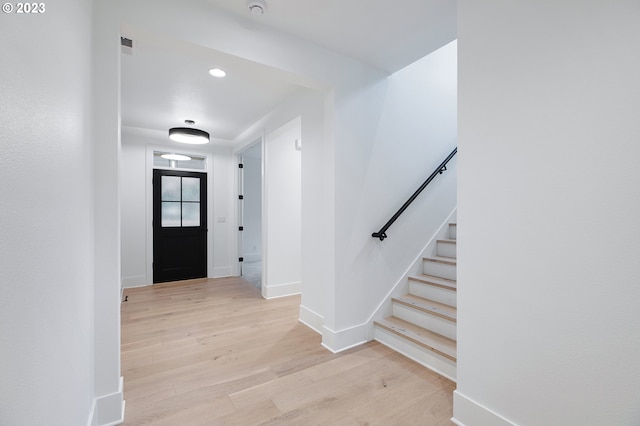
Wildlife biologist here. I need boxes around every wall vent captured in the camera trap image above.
[120,37,133,55]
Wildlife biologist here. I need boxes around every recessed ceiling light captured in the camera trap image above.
[168,127,210,144]
[161,153,192,161]
[208,68,227,78]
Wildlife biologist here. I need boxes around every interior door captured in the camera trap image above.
[153,169,207,283]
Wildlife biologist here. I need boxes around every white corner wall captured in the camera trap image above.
[210,150,235,278]
[121,142,147,287]
[0,0,119,424]
[92,0,125,424]
[263,118,302,299]
[456,2,640,425]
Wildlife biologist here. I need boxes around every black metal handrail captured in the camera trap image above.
[372,147,457,241]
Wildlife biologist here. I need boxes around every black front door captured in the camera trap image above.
[153,169,207,283]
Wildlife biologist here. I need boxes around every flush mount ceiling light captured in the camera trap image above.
[161,153,192,161]
[208,68,227,78]
[168,127,210,144]
[248,0,266,15]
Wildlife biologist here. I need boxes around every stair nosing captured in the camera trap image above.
[423,256,457,266]
[392,294,456,322]
[375,316,456,362]
[409,274,456,291]
[437,239,457,245]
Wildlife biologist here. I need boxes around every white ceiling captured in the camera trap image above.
[121,32,304,143]
[207,0,457,74]
[120,0,456,145]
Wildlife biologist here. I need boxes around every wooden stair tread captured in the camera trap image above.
[375,316,456,361]
[393,294,456,322]
[437,239,457,245]
[409,274,457,290]
[423,255,457,266]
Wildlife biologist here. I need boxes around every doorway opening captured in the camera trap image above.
[238,141,263,288]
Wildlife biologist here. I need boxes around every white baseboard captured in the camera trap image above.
[87,377,125,426]
[263,281,301,299]
[299,304,324,334]
[211,266,232,278]
[452,391,515,426]
[321,323,367,353]
[121,275,147,288]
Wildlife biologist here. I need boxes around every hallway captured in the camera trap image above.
[121,277,454,425]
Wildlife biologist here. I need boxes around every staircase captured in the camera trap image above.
[374,223,457,381]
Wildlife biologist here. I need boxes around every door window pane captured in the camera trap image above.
[161,176,181,201]
[161,202,181,227]
[182,177,200,202]
[182,202,200,227]
[159,174,203,228]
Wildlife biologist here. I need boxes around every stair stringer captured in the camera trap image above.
[365,208,457,342]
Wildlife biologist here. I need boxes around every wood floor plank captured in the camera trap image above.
[121,277,454,425]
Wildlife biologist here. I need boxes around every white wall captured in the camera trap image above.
[456,2,640,425]
[120,128,235,286]
[121,142,147,287]
[0,0,120,424]
[263,119,302,298]
[327,42,458,350]
[210,151,235,278]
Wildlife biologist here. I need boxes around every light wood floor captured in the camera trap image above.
[121,277,455,425]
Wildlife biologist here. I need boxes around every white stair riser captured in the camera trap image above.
[437,242,456,258]
[409,280,457,307]
[423,260,457,280]
[375,326,457,382]
[392,303,456,340]
[449,225,457,240]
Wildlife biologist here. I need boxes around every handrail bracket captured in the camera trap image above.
[371,232,387,241]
